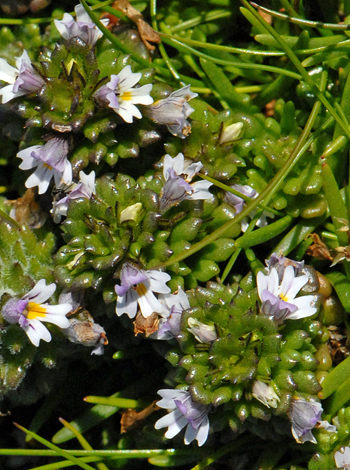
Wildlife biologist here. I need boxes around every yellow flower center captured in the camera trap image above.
[136,283,147,297]
[43,163,53,170]
[26,302,47,320]
[121,91,133,101]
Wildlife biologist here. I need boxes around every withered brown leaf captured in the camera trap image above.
[113,0,160,50]
[133,311,159,337]
[306,233,333,261]
[5,188,46,229]
[120,402,159,433]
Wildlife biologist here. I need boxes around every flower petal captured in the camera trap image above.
[23,318,52,346]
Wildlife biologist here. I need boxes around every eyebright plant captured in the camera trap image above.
[1,2,350,469]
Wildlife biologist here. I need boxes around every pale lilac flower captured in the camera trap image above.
[252,380,280,408]
[17,137,72,195]
[1,279,71,347]
[54,4,109,47]
[0,50,45,103]
[144,85,197,138]
[160,153,213,211]
[334,446,350,469]
[51,170,95,223]
[115,263,171,319]
[288,398,336,444]
[224,184,274,232]
[155,389,210,446]
[94,65,153,123]
[152,288,190,340]
[257,265,317,323]
[187,318,217,343]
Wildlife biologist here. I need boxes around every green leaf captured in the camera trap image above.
[318,354,350,399]
[326,271,350,312]
[14,424,97,470]
[199,58,250,110]
[321,163,349,247]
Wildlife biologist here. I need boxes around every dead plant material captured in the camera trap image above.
[120,402,159,433]
[5,188,46,229]
[133,311,159,337]
[306,233,333,261]
[113,0,161,50]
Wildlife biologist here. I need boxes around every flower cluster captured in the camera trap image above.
[0,50,45,104]
[144,85,197,138]
[2,280,72,347]
[94,65,154,123]
[152,288,190,340]
[115,263,171,319]
[160,153,213,211]
[51,170,96,223]
[17,137,72,195]
[256,254,317,323]
[288,398,336,444]
[155,389,210,446]
[54,4,109,47]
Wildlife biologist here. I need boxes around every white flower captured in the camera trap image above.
[94,65,153,123]
[1,280,71,347]
[144,85,197,138]
[0,50,45,104]
[51,170,95,223]
[54,4,109,46]
[160,153,213,211]
[17,137,72,195]
[187,318,217,343]
[152,288,190,340]
[252,380,280,408]
[288,398,336,444]
[224,184,274,232]
[257,265,317,323]
[219,122,243,145]
[335,446,350,469]
[155,389,210,446]
[115,263,171,319]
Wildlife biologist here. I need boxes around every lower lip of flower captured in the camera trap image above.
[26,302,47,319]
[120,91,132,101]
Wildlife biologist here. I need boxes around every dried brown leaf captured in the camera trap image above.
[306,233,333,261]
[133,311,159,337]
[113,0,160,50]
[120,402,159,433]
[5,188,46,229]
